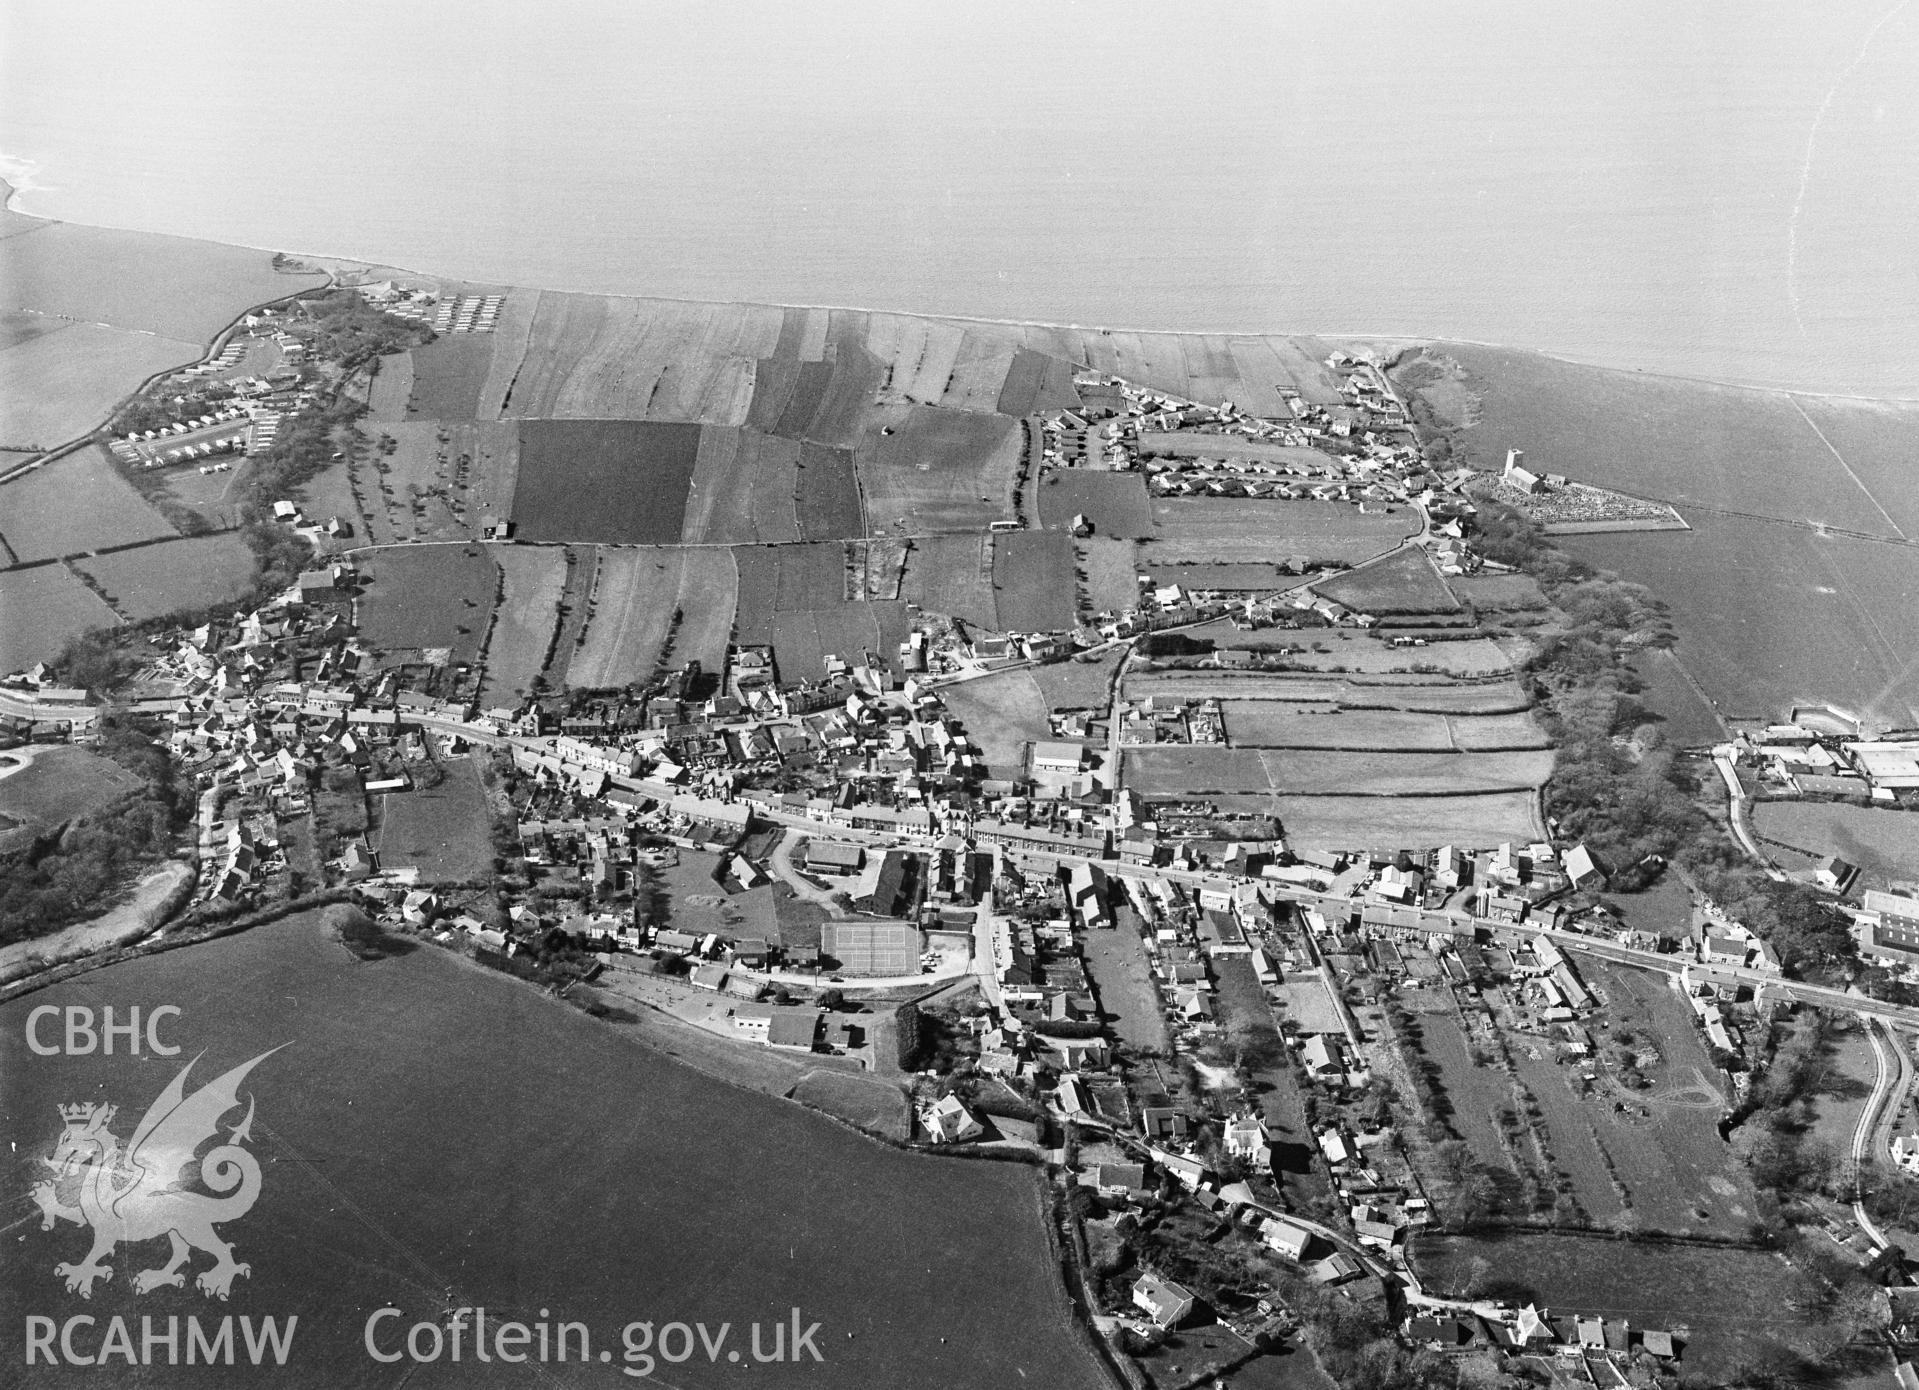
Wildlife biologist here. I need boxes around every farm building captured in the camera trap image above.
[821,920,924,976]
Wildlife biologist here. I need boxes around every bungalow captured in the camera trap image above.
[1096,1163,1150,1199]
[1301,1034,1342,1078]
[1132,1273,1196,1331]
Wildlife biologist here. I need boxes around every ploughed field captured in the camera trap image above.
[0,914,1108,1389]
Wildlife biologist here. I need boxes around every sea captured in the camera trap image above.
[3,0,1916,398]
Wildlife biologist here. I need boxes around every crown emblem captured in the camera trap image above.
[58,1103,98,1124]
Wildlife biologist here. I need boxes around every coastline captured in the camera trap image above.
[8,175,1911,407]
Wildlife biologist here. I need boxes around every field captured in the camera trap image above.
[1202,626,1517,678]
[1030,649,1123,711]
[898,533,998,627]
[1124,746,1552,798]
[934,669,1052,779]
[0,317,195,450]
[500,293,780,423]
[355,544,497,663]
[364,344,411,421]
[149,451,256,531]
[992,530,1079,631]
[404,333,497,420]
[1077,538,1140,614]
[1311,546,1459,615]
[1630,647,1727,748]
[1409,1232,1815,1382]
[0,745,143,844]
[1144,499,1416,564]
[1427,345,1909,536]
[1123,669,1536,715]
[679,427,803,544]
[795,442,865,540]
[0,563,120,672]
[1273,792,1543,849]
[544,545,598,687]
[1035,471,1156,538]
[1444,572,1549,611]
[1754,801,1919,892]
[569,546,738,689]
[0,913,1108,1390]
[479,545,567,703]
[358,420,520,546]
[375,756,496,882]
[511,420,701,544]
[0,447,177,563]
[1222,704,1547,752]
[863,406,1020,534]
[994,346,1081,416]
[1137,560,1300,592]
[0,211,325,342]
[1560,515,1919,725]
[1079,922,1166,1051]
[73,533,256,619]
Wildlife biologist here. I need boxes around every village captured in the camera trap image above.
[13,282,1919,1389]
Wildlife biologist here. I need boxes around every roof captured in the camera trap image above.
[1031,740,1085,767]
[806,840,864,869]
[766,1008,821,1048]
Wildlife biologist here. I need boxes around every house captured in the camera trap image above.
[1132,1273,1196,1331]
[922,1094,984,1143]
[1575,1315,1605,1351]
[1640,1329,1678,1361]
[1223,1113,1271,1165]
[1261,1217,1314,1260]
[1563,842,1603,890]
[1053,1075,1092,1118]
[1815,855,1859,892]
[1310,1251,1362,1285]
[689,963,730,992]
[1096,1163,1149,1198]
[1301,1034,1342,1077]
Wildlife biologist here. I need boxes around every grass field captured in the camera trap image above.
[1124,746,1552,798]
[0,447,177,563]
[0,318,195,450]
[1145,499,1416,564]
[769,603,912,685]
[898,533,998,627]
[569,546,738,689]
[1221,704,1548,752]
[1035,471,1157,538]
[1030,649,1123,711]
[1273,791,1543,848]
[0,563,119,672]
[1409,1231,1813,1381]
[0,913,1109,1390]
[795,442,864,540]
[364,344,412,422]
[74,533,255,619]
[1630,647,1727,748]
[355,544,497,663]
[802,321,888,447]
[511,420,700,544]
[1561,515,1919,726]
[992,530,1079,631]
[1080,923,1167,1051]
[1433,345,1903,536]
[680,427,804,545]
[479,544,567,703]
[0,214,324,342]
[1445,572,1549,611]
[0,745,143,840]
[995,346,1081,416]
[864,313,964,407]
[544,544,598,687]
[1312,546,1459,614]
[502,293,779,423]
[1138,435,1341,469]
[863,406,1020,534]
[1136,560,1299,592]
[934,327,1018,413]
[1123,669,1535,714]
[1754,801,1919,892]
[1078,538,1140,615]
[375,756,496,882]
[935,669,1052,778]
[1201,626,1517,678]
[405,333,496,420]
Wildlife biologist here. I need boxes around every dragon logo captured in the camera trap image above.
[31,1046,286,1301]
